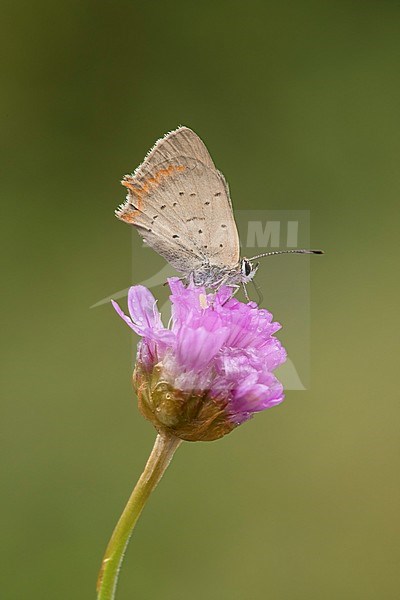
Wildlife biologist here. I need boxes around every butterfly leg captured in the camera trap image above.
[218,284,241,306]
[213,278,248,303]
[162,275,187,287]
[213,276,240,299]
[242,283,250,302]
[229,284,241,297]
[214,276,230,291]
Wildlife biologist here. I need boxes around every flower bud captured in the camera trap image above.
[134,362,235,441]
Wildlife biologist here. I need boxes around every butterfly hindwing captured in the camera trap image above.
[115,127,240,275]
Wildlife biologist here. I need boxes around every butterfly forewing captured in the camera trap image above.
[116,127,240,276]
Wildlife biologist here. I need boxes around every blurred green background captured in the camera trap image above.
[2,1,399,599]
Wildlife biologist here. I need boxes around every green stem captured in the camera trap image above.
[96,433,182,600]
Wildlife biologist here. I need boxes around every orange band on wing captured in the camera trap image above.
[122,164,185,198]
[118,164,186,224]
[116,205,139,224]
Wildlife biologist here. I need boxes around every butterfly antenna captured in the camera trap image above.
[249,249,324,260]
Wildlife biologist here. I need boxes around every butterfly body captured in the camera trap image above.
[190,258,258,288]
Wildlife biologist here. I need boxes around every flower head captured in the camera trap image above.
[112,279,286,441]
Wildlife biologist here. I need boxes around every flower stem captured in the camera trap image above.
[96,433,182,600]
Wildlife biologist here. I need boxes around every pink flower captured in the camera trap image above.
[112,279,286,441]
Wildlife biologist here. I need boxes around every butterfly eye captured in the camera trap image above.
[242,259,252,277]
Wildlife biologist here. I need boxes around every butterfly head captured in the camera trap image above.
[241,258,259,283]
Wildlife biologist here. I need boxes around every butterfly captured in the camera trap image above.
[115,127,322,297]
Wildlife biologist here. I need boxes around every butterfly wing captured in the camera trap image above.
[115,127,240,275]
